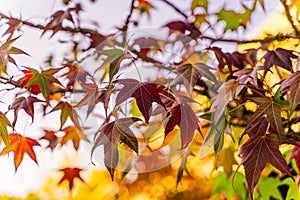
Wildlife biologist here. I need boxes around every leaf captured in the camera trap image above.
[248,98,283,135]
[116,79,166,123]
[238,134,292,198]
[2,18,23,38]
[210,79,237,123]
[42,7,80,37]
[50,101,81,129]
[18,70,41,95]
[0,37,28,73]
[165,103,199,148]
[136,0,155,16]
[74,81,101,117]
[61,62,91,88]
[0,112,13,148]
[233,66,265,97]
[9,96,43,126]
[176,150,192,185]
[191,0,208,11]
[98,48,131,82]
[133,37,160,60]
[40,130,59,150]
[91,118,140,180]
[216,147,238,176]
[281,71,300,111]
[174,62,217,89]
[0,133,40,170]
[61,126,89,150]
[217,7,252,32]
[241,117,268,139]
[58,167,85,190]
[262,48,297,71]
[257,177,285,200]
[164,21,201,39]
[213,172,247,200]
[19,67,62,102]
[289,142,300,174]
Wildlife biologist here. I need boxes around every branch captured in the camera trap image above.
[280,0,300,37]
[0,12,99,36]
[159,0,189,20]
[282,131,300,142]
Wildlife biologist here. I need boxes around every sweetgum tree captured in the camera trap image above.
[1,0,300,199]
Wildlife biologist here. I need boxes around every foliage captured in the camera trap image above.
[1,0,300,199]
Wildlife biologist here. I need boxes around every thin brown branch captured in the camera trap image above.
[280,0,300,37]
[159,0,189,20]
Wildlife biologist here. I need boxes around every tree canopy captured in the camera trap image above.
[1,0,300,199]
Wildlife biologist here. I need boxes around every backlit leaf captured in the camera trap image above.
[61,126,89,150]
[239,133,292,198]
[50,101,81,129]
[0,112,12,148]
[262,48,297,71]
[165,103,199,148]
[9,96,43,126]
[91,118,140,180]
[0,133,40,170]
[58,167,85,190]
[116,79,166,123]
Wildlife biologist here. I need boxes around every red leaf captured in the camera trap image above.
[116,79,165,123]
[9,96,43,126]
[262,48,297,71]
[40,130,59,150]
[133,37,160,60]
[91,118,140,180]
[58,167,85,190]
[0,133,40,170]
[164,21,201,39]
[239,134,292,197]
[18,70,41,94]
[165,103,199,148]
[290,142,300,176]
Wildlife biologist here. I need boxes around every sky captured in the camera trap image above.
[0,0,280,197]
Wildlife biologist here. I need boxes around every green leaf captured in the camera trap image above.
[212,172,247,200]
[217,9,240,32]
[257,177,283,200]
[191,0,208,11]
[0,112,12,149]
[24,67,62,102]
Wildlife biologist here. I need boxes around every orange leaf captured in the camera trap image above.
[61,126,88,150]
[58,167,85,190]
[0,133,40,170]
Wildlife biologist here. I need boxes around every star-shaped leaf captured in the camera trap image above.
[0,133,40,170]
[91,118,140,180]
[262,48,297,71]
[19,67,62,102]
[58,167,85,190]
[42,7,80,37]
[61,126,89,150]
[116,79,166,123]
[50,101,80,129]
[281,71,300,111]
[165,103,199,148]
[0,37,28,73]
[9,96,43,126]
[239,133,292,198]
[40,130,59,150]
[248,97,283,135]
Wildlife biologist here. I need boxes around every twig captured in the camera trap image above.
[159,0,189,20]
[280,0,300,37]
